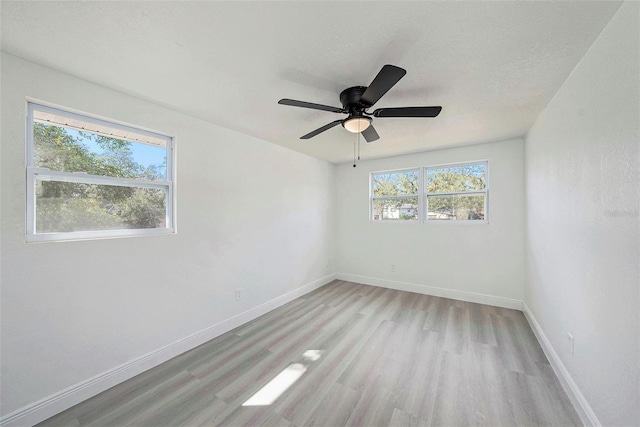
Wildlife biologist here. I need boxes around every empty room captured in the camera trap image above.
[1,1,638,426]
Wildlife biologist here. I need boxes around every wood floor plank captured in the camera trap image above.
[388,408,428,427]
[168,396,229,427]
[232,298,309,337]
[36,281,581,427]
[491,314,548,377]
[501,370,549,425]
[387,309,431,363]
[336,320,398,392]
[423,295,451,334]
[442,305,471,355]
[430,351,475,426]
[32,411,80,427]
[83,370,200,427]
[295,382,360,427]
[390,330,442,421]
[468,342,517,426]
[344,372,399,427]
[468,302,499,346]
[215,405,291,427]
[174,396,231,427]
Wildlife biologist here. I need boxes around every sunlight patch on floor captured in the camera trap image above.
[242,350,324,406]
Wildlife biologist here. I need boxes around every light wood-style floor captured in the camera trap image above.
[37,280,581,427]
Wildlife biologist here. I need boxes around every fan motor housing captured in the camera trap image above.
[340,86,369,112]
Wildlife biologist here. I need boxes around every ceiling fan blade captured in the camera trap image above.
[359,65,407,107]
[300,120,343,139]
[373,106,442,118]
[278,98,344,113]
[361,124,380,142]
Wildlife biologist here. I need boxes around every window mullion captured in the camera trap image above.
[426,190,487,197]
[418,167,424,222]
[28,167,170,189]
[372,195,418,200]
[423,167,428,222]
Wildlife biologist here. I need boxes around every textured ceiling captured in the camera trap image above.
[1,1,622,164]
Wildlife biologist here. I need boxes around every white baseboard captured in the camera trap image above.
[522,302,600,427]
[336,273,523,310]
[0,273,336,427]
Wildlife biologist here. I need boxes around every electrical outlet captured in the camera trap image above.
[391,264,396,272]
[235,289,243,301]
[567,332,574,356]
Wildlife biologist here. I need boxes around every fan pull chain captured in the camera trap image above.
[353,131,357,167]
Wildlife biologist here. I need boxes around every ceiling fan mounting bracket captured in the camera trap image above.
[339,86,370,113]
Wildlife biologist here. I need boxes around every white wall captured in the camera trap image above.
[0,53,336,420]
[335,139,524,308]
[524,2,639,425]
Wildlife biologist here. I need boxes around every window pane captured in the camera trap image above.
[372,170,419,197]
[372,198,418,220]
[35,179,167,233]
[33,122,167,180]
[427,194,485,220]
[426,163,486,193]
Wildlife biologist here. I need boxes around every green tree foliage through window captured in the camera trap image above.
[426,163,486,220]
[372,170,419,220]
[426,164,486,193]
[34,122,167,232]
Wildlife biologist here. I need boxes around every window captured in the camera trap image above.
[26,102,175,241]
[370,161,488,222]
[371,169,419,221]
[426,162,487,221]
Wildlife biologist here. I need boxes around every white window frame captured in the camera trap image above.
[424,160,489,223]
[26,101,175,242]
[369,161,489,223]
[370,167,422,222]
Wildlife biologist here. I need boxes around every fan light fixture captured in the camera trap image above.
[342,116,371,133]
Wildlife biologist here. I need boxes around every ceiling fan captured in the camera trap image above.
[278,65,442,142]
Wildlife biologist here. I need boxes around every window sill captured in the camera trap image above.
[26,227,175,243]
[369,220,489,225]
